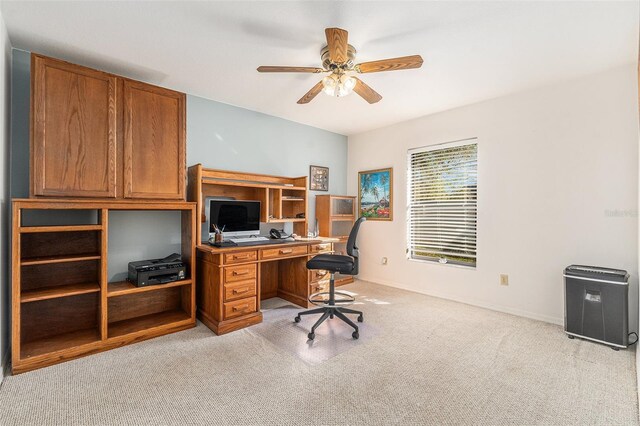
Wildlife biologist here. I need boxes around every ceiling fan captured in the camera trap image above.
[257,27,423,104]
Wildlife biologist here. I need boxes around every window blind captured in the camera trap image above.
[407,140,477,267]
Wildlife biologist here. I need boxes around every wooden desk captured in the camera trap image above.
[196,239,352,335]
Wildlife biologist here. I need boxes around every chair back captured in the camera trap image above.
[346,217,366,264]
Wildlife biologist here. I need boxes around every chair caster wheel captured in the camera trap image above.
[294,316,301,323]
[308,333,315,340]
[352,331,359,339]
[357,315,364,322]
[612,347,620,351]
[567,335,575,339]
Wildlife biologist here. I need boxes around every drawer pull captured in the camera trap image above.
[279,249,293,254]
[232,288,248,294]
[232,254,249,260]
[232,304,249,312]
[232,270,249,276]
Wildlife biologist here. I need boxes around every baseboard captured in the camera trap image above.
[358,275,564,326]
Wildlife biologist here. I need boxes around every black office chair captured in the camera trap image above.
[295,217,366,340]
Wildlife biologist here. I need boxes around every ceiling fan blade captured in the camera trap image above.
[325,28,348,63]
[257,66,324,73]
[356,55,423,73]
[353,78,382,104]
[297,81,324,104]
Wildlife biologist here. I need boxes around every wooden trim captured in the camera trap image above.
[13,198,195,210]
[11,202,21,369]
[100,209,108,341]
[20,225,103,233]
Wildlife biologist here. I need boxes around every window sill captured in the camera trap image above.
[407,257,476,270]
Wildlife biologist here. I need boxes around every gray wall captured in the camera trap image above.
[9,49,348,281]
[187,95,347,240]
[0,13,11,378]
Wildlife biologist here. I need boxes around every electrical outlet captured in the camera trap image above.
[381,257,388,265]
[500,274,509,286]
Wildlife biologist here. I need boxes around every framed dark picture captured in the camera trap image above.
[358,167,393,220]
[309,165,329,191]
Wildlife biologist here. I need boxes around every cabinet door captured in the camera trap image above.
[123,80,185,199]
[31,55,117,198]
[331,197,355,216]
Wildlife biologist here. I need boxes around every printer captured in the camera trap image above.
[128,253,186,287]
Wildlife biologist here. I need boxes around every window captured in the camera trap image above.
[407,139,477,267]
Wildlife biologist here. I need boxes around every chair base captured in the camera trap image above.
[295,306,363,340]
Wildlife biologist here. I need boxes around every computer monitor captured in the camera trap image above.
[206,198,261,238]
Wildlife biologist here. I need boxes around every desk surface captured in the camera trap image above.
[197,237,336,254]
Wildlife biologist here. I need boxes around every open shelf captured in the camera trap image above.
[21,254,101,266]
[108,310,191,339]
[268,218,305,223]
[21,328,100,359]
[200,178,305,191]
[20,224,103,233]
[21,282,100,303]
[20,292,100,360]
[108,279,192,297]
[21,229,101,265]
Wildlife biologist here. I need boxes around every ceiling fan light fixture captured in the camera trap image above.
[321,73,356,97]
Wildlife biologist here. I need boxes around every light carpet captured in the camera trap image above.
[0,281,637,425]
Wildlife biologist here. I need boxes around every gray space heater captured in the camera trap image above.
[564,265,629,349]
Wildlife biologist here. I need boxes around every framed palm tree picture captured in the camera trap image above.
[358,168,393,220]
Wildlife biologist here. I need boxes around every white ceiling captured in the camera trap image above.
[1,1,638,136]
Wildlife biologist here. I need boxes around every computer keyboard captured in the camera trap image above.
[228,236,269,244]
[234,238,293,246]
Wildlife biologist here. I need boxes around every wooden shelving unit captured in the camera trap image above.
[188,164,309,244]
[107,279,192,297]
[21,283,101,303]
[108,310,192,339]
[315,195,357,287]
[11,199,197,374]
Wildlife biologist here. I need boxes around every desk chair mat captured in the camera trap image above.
[248,300,378,365]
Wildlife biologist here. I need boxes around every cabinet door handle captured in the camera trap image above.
[279,249,293,254]
[232,287,248,294]
[232,270,249,276]
[233,304,249,312]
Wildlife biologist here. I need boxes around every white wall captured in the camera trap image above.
[0,9,11,380]
[348,65,639,328]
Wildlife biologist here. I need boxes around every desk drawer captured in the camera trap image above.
[309,243,332,254]
[224,264,257,283]
[310,281,328,295]
[224,251,257,265]
[260,245,308,260]
[224,280,257,302]
[224,297,257,320]
[309,269,329,284]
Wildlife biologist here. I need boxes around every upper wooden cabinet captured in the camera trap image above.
[30,54,186,200]
[123,80,185,199]
[31,55,118,198]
